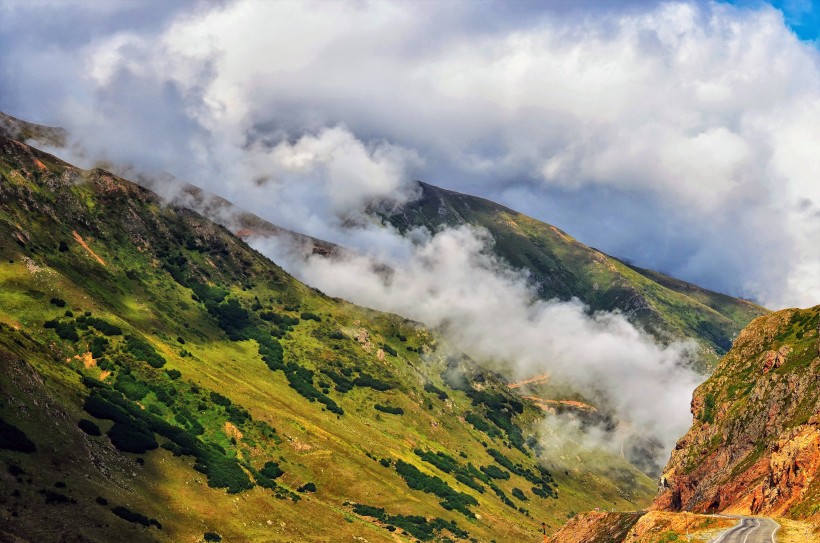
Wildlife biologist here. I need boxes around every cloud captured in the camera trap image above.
[2,0,818,308]
[250,225,702,472]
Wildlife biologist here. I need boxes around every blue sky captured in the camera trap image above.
[722,0,820,41]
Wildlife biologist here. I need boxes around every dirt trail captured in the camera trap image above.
[72,231,106,266]
[507,374,550,389]
[524,396,598,412]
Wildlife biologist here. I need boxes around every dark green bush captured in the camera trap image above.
[424,382,448,400]
[394,460,477,517]
[512,487,528,501]
[381,344,397,356]
[125,335,166,368]
[297,482,316,493]
[107,422,158,453]
[77,419,102,436]
[374,404,404,415]
[165,369,182,380]
[204,533,222,542]
[300,312,321,322]
[77,316,122,336]
[210,391,231,407]
[0,417,36,453]
[353,373,392,391]
[44,319,79,342]
[49,297,66,307]
[89,336,109,358]
[480,464,510,480]
[114,373,150,401]
[111,506,161,529]
[260,461,284,480]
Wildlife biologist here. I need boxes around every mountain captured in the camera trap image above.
[386,182,768,366]
[655,304,820,521]
[0,134,655,542]
[545,304,820,542]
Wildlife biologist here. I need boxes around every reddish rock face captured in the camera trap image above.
[653,306,820,521]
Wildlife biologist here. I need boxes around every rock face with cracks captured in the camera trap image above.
[654,306,820,522]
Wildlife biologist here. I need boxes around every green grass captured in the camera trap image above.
[0,136,656,542]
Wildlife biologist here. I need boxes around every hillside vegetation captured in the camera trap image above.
[0,135,654,542]
[386,182,767,367]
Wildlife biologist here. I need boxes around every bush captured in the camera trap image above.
[381,344,397,356]
[89,336,109,358]
[204,533,222,542]
[111,506,161,529]
[512,487,528,501]
[165,369,182,380]
[44,319,79,342]
[77,419,102,436]
[480,464,510,480]
[207,298,251,340]
[374,404,404,415]
[107,422,158,453]
[49,297,66,307]
[260,461,284,480]
[125,335,166,368]
[77,316,122,336]
[300,312,321,322]
[210,391,232,407]
[353,373,393,391]
[114,373,150,401]
[424,382,448,400]
[0,417,36,453]
[297,482,316,493]
[394,460,477,517]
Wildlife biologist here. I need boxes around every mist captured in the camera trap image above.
[248,224,702,472]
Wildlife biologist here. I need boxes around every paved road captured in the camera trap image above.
[709,516,780,543]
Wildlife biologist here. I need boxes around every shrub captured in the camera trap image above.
[424,382,448,400]
[49,297,66,307]
[77,419,102,436]
[300,312,321,322]
[260,461,284,480]
[111,506,161,529]
[165,369,182,380]
[480,464,510,480]
[353,373,393,391]
[89,336,109,358]
[44,319,79,342]
[204,533,222,542]
[58,241,69,252]
[114,373,150,401]
[512,487,528,501]
[77,316,123,336]
[381,344,397,356]
[125,335,166,368]
[394,460,477,517]
[0,417,36,453]
[107,422,158,453]
[374,404,404,415]
[297,482,316,493]
[210,391,232,407]
[207,298,251,340]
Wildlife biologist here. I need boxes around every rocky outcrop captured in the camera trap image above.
[654,306,820,520]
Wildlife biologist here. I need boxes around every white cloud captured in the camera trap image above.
[27,0,814,308]
[250,225,701,470]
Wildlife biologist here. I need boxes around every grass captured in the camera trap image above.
[0,137,656,542]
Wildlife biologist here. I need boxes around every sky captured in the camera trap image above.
[1,0,817,469]
[1,0,818,310]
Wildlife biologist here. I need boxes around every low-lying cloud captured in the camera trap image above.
[250,225,702,472]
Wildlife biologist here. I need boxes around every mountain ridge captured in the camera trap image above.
[386,181,768,366]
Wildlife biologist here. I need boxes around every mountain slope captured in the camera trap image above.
[0,135,654,542]
[654,305,820,521]
[386,182,767,365]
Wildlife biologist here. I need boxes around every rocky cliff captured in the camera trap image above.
[654,305,820,521]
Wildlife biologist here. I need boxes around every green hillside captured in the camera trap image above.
[0,136,654,542]
[386,182,767,366]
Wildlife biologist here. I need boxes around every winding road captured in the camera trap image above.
[709,516,780,543]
